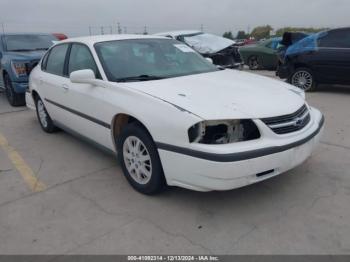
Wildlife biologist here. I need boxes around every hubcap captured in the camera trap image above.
[37,100,48,128]
[249,57,259,70]
[123,136,152,185]
[292,71,313,90]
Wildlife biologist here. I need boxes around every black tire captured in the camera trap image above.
[117,122,166,195]
[289,67,317,92]
[4,74,25,106]
[35,96,57,133]
[248,56,261,70]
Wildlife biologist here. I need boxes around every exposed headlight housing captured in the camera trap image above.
[11,61,28,77]
[188,120,260,144]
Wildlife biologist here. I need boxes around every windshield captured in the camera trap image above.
[183,33,235,54]
[3,34,56,51]
[95,39,218,82]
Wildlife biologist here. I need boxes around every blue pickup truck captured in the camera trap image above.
[0,33,57,106]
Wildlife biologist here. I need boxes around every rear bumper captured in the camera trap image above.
[25,91,35,110]
[158,109,324,192]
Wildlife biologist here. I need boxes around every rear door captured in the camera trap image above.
[313,29,350,84]
[38,43,71,123]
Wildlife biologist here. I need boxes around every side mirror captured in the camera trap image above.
[70,69,96,84]
[205,57,213,64]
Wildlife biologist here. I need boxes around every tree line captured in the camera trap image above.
[223,25,328,40]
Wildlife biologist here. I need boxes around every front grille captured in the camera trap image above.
[261,105,311,135]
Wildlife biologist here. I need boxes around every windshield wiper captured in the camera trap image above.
[116,75,165,82]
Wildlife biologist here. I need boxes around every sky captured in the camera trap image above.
[0,0,349,37]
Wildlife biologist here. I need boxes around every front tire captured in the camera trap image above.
[289,67,317,92]
[4,74,25,106]
[248,56,261,70]
[117,122,166,195]
[35,96,57,133]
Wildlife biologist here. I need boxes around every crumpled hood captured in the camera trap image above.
[125,70,305,120]
[184,33,235,54]
[5,50,46,61]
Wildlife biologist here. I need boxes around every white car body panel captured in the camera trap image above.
[127,69,304,120]
[27,35,324,192]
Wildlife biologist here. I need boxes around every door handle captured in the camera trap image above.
[61,84,69,91]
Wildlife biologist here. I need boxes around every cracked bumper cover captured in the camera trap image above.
[157,109,324,192]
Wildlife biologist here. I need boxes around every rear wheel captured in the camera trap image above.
[35,96,57,133]
[117,122,166,195]
[4,74,25,106]
[290,67,317,92]
[248,56,261,70]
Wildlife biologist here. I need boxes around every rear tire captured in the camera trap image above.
[289,67,317,92]
[35,96,57,133]
[117,122,166,195]
[4,74,25,106]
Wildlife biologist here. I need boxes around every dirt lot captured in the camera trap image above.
[0,71,350,255]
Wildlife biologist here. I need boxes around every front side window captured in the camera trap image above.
[95,39,218,82]
[45,44,69,76]
[318,29,350,48]
[3,34,56,52]
[68,44,99,77]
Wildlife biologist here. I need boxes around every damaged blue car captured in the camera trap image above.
[277,27,350,91]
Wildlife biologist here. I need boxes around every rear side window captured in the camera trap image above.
[318,29,350,48]
[45,44,69,76]
[41,52,50,71]
[68,44,99,77]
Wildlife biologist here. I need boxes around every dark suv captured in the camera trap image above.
[277,28,350,91]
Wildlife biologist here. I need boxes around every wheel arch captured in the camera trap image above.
[111,113,155,149]
[31,89,40,102]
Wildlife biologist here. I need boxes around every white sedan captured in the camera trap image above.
[26,35,324,194]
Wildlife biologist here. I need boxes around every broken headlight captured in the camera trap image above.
[188,120,260,144]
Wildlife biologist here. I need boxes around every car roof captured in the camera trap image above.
[154,30,202,37]
[59,34,167,45]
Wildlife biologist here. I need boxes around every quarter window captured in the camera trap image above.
[68,44,99,77]
[318,29,350,48]
[45,44,69,76]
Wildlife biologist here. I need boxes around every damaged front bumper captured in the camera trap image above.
[157,108,324,192]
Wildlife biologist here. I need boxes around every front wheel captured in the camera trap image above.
[117,122,166,195]
[4,74,25,106]
[289,68,317,92]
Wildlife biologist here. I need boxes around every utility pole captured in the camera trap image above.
[1,22,5,34]
[117,22,122,34]
[143,26,148,35]
[89,26,92,36]
[200,24,204,32]
[100,26,104,35]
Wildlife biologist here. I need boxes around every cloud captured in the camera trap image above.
[0,0,348,36]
